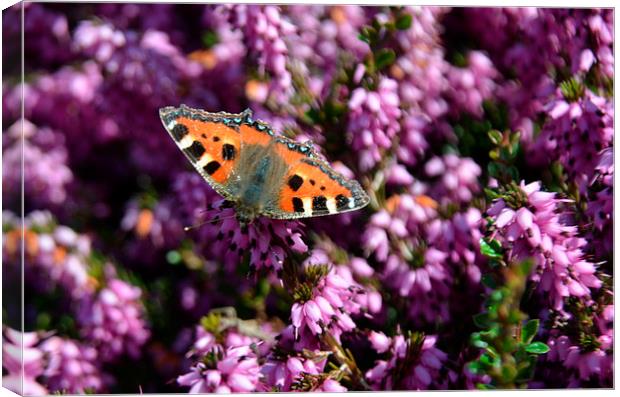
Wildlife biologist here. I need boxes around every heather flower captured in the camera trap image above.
[178,345,261,393]
[261,353,347,392]
[120,197,185,265]
[9,60,119,165]
[290,263,363,341]
[223,5,296,105]
[585,147,613,255]
[366,333,447,390]
[3,210,95,299]
[2,328,48,396]
[78,278,150,361]
[486,181,603,310]
[427,207,485,284]
[533,87,613,190]
[544,302,613,387]
[348,77,402,171]
[170,172,305,275]
[190,198,307,274]
[2,120,73,212]
[19,3,74,69]
[424,154,481,205]
[40,336,104,393]
[395,112,431,167]
[392,7,451,119]
[73,20,126,63]
[283,5,370,96]
[178,320,274,394]
[445,51,498,118]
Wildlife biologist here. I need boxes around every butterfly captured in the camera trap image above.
[159,105,370,225]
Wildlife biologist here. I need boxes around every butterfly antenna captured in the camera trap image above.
[183,213,238,232]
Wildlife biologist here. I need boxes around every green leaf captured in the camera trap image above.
[166,250,182,265]
[481,274,497,289]
[395,13,413,30]
[476,383,495,390]
[479,352,496,367]
[473,312,492,329]
[522,319,540,344]
[480,238,503,259]
[375,49,396,70]
[501,364,517,383]
[484,188,500,200]
[487,129,503,145]
[467,361,482,375]
[473,338,489,349]
[525,342,550,354]
[515,356,537,383]
[518,259,534,276]
[201,31,219,49]
[487,161,501,178]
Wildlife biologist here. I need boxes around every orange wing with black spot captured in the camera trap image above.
[266,137,370,219]
[159,105,242,200]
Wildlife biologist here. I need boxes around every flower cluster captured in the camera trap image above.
[366,332,448,390]
[486,181,602,311]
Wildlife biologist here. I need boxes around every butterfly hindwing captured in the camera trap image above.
[160,105,242,199]
[266,155,370,220]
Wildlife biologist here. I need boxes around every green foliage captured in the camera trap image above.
[559,77,585,102]
[395,13,413,30]
[479,238,503,260]
[201,30,219,49]
[468,259,549,388]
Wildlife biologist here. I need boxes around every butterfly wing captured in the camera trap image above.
[159,105,243,200]
[264,139,370,219]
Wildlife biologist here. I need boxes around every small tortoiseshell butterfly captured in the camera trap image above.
[159,105,369,225]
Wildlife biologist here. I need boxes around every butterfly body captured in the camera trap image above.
[160,105,369,225]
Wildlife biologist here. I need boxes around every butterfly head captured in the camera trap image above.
[233,201,261,226]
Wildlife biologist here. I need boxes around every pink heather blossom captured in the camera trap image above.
[178,345,261,393]
[40,336,104,393]
[532,88,613,191]
[424,154,481,204]
[3,210,95,299]
[223,5,296,104]
[348,77,402,170]
[446,51,498,117]
[78,278,150,361]
[2,329,48,396]
[487,181,602,310]
[260,354,346,391]
[366,333,447,390]
[393,7,451,119]
[543,300,613,387]
[585,147,613,255]
[291,264,368,341]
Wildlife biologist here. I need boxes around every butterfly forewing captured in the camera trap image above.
[159,106,241,199]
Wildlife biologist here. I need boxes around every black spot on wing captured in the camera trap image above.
[288,175,303,192]
[335,194,349,211]
[171,123,188,141]
[312,196,328,214]
[292,197,304,213]
[222,144,236,160]
[204,161,221,175]
[185,141,206,161]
